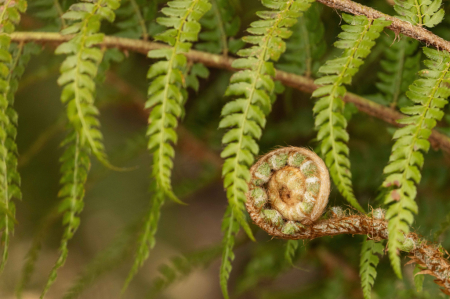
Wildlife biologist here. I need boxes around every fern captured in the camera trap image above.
[312,14,390,212]
[382,47,450,278]
[196,0,243,55]
[394,0,444,28]
[376,35,420,109]
[220,206,240,299]
[276,2,326,77]
[40,131,91,298]
[29,0,74,31]
[220,0,314,242]
[113,0,157,40]
[63,222,138,299]
[122,0,212,291]
[0,0,27,272]
[55,0,121,170]
[360,238,384,299]
[147,244,222,297]
[16,206,60,299]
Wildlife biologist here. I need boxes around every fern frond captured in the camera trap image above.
[376,35,420,108]
[29,0,73,31]
[394,0,444,28]
[113,0,156,40]
[16,206,60,299]
[148,244,222,297]
[220,206,240,299]
[382,47,450,278]
[123,188,164,292]
[63,222,138,299]
[276,2,326,77]
[196,0,242,55]
[360,237,384,299]
[40,130,91,298]
[312,14,390,212]
[0,0,28,272]
[55,0,121,170]
[220,0,314,242]
[122,0,211,291]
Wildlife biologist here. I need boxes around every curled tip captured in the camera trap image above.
[96,154,138,172]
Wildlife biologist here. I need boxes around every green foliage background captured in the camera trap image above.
[1,0,450,298]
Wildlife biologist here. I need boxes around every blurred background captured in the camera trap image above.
[1,0,450,298]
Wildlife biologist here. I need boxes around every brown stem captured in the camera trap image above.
[10,32,450,154]
[246,201,450,295]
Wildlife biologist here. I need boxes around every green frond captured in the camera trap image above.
[220,207,240,299]
[113,0,157,40]
[394,0,444,28]
[382,47,450,278]
[16,206,60,299]
[220,0,315,243]
[360,237,384,299]
[276,2,326,77]
[29,0,74,31]
[196,0,243,55]
[413,264,425,292]
[0,0,28,272]
[123,189,164,292]
[55,0,121,170]
[147,244,222,298]
[123,0,211,290]
[40,130,91,298]
[376,35,420,108]
[312,14,390,212]
[63,222,138,299]
[236,239,306,295]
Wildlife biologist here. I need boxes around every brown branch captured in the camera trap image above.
[246,200,450,295]
[315,0,450,52]
[10,32,450,153]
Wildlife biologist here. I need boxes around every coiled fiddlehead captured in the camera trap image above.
[246,147,330,236]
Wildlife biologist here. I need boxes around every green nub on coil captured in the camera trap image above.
[269,153,288,170]
[288,152,306,167]
[251,187,267,209]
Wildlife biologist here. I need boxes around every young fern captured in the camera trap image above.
[196,0,242,55]
[123,0,211,291]
[360,238,384,299]
[40,131,90,298]
[376,35,420,109]
[55,0,121,170]
[276,2,326,77]
[0,0,27,272]
[394,0,444,28]
[312,14,390,212]
[382,47,450,278]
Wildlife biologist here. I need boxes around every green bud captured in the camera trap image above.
[251,187,267,208]
[269,153,288,170]
[282,221,303,235]
[262,209,284,228]
[288,152,306,167]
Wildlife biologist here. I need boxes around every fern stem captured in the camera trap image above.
[0,0,13,24]
[298,16,312,78]
[53,0,67,28]
[211,0,228,56]
[129,0,148,41]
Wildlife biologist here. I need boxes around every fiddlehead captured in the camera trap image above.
[0,0,27,272]
[123,0,211,291]
[246,147,330,236]
[382,47,450,278]
[312,14,390,212]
